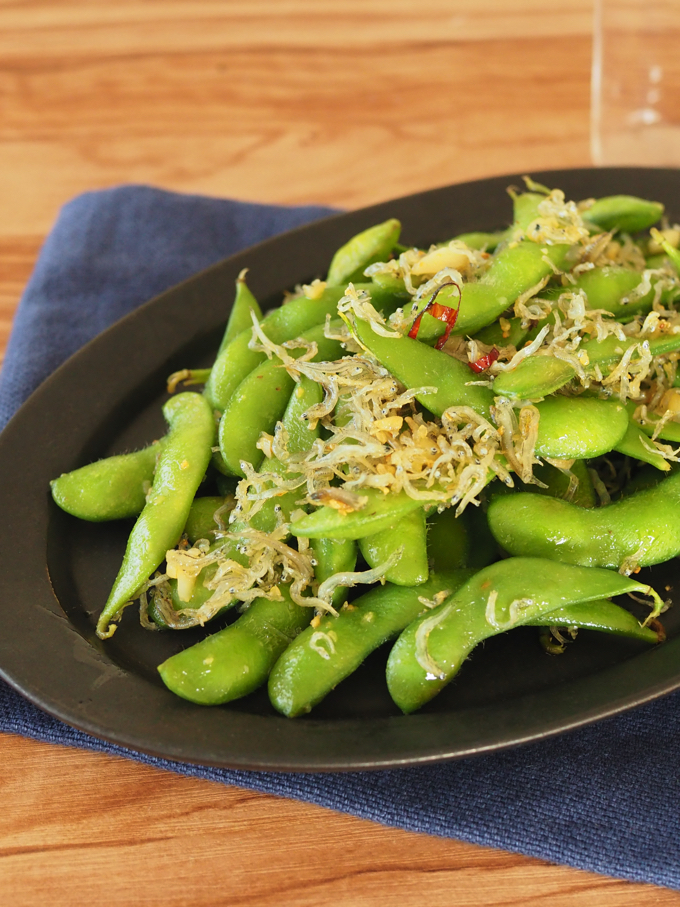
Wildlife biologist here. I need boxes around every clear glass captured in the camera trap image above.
[592,0,680,165]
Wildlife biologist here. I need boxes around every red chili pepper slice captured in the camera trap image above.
[408,281,461,350]
[468,347,499,373]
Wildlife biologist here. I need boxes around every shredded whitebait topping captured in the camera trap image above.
[154,180,680,632]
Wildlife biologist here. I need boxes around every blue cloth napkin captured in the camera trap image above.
[0,185,678,890]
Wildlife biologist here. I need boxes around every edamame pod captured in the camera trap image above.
[487,468,680,570]
[97,392,215,639]
[386,558,664,713]
[369,271,407,293]
[204,283,403,413]
[163,375,324,615]
[356,324,628,461]
[494,329,680,400]
[183,495,235,543]
[310,537,358,610]
[218,324,344,476]
[353,318,494,419]
[473,316,529,349]
[582,195,664,234]
[269,569,473,717]
[533,396,628,460]
[280,374,325,455]
[511,191,545,230]
[291,487,429,541]
[527,599,662,645]
[453,230,509,252]
[158,585,312,705]
[613,420,670,472]
[512,190,664,236]
[217,269,263,357]
[414,241,573,341]
[327,219,401,287]
[359,507,429,586]
[575,266,672,320]
[530,459,596,508]
[493,356,576,400]
[427,506,499,570]
[637,413,680,444]
[51,441,162,522]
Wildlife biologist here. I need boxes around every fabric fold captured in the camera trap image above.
[0,184,678,891]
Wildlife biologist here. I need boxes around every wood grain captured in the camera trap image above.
[1,2,678,904]
[0,0,593,56]
[0,2,592,236]
[0,733,677,907]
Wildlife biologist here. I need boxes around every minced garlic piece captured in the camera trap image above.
[411,246,470,275]
[302,279,327,300]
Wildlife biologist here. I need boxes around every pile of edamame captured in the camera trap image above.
[53,179,680,716]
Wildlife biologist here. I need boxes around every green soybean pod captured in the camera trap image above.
[536,267,670,323]
[88,275,259,525]
[269,569,473,717]
[650,228,680,272]
[493,356,576,400]
[204,291,339,413]
[486,468,680,570]
[356,320,628,462]
[50,441,162,522]
[473,316,530,350]
[157,585,312,705]
[427,507,469,570]
[427,505,499,570]
[613,420,671,472]
[310,537,358,610]
[582,195,664,234]
[353,318,495,419]
[291,487,431,541]
[96,392,215,639]
[637,413,680,444]
[386,558,664,713]
[204,283,402,414]
[183,495,235,543]
[359,507,429,586]
[494,330,680,399]
[327,219,402,287]
[584,329,680,363]
[218,324,344,477]
[160,537,248,618]
[232,372,323,524]
[527,599,662,644]
[163,374,324,617]
[575,266,668,320]
[452,230,509,252]
[164,273,263,401]
[281,374,324,455]
[369,271,407,293]
[533,396,629,460]
[528,460,596,508]
[511,191,545,230]
[217,269,263,357]
[413,241,573,342]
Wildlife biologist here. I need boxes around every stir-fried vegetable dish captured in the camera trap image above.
[51,178,680,716]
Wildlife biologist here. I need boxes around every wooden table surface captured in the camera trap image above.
[2,2,679,904]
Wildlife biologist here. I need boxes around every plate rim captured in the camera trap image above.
[2,166,680,772]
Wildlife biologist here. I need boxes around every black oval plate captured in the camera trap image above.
[2,167,680,773]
